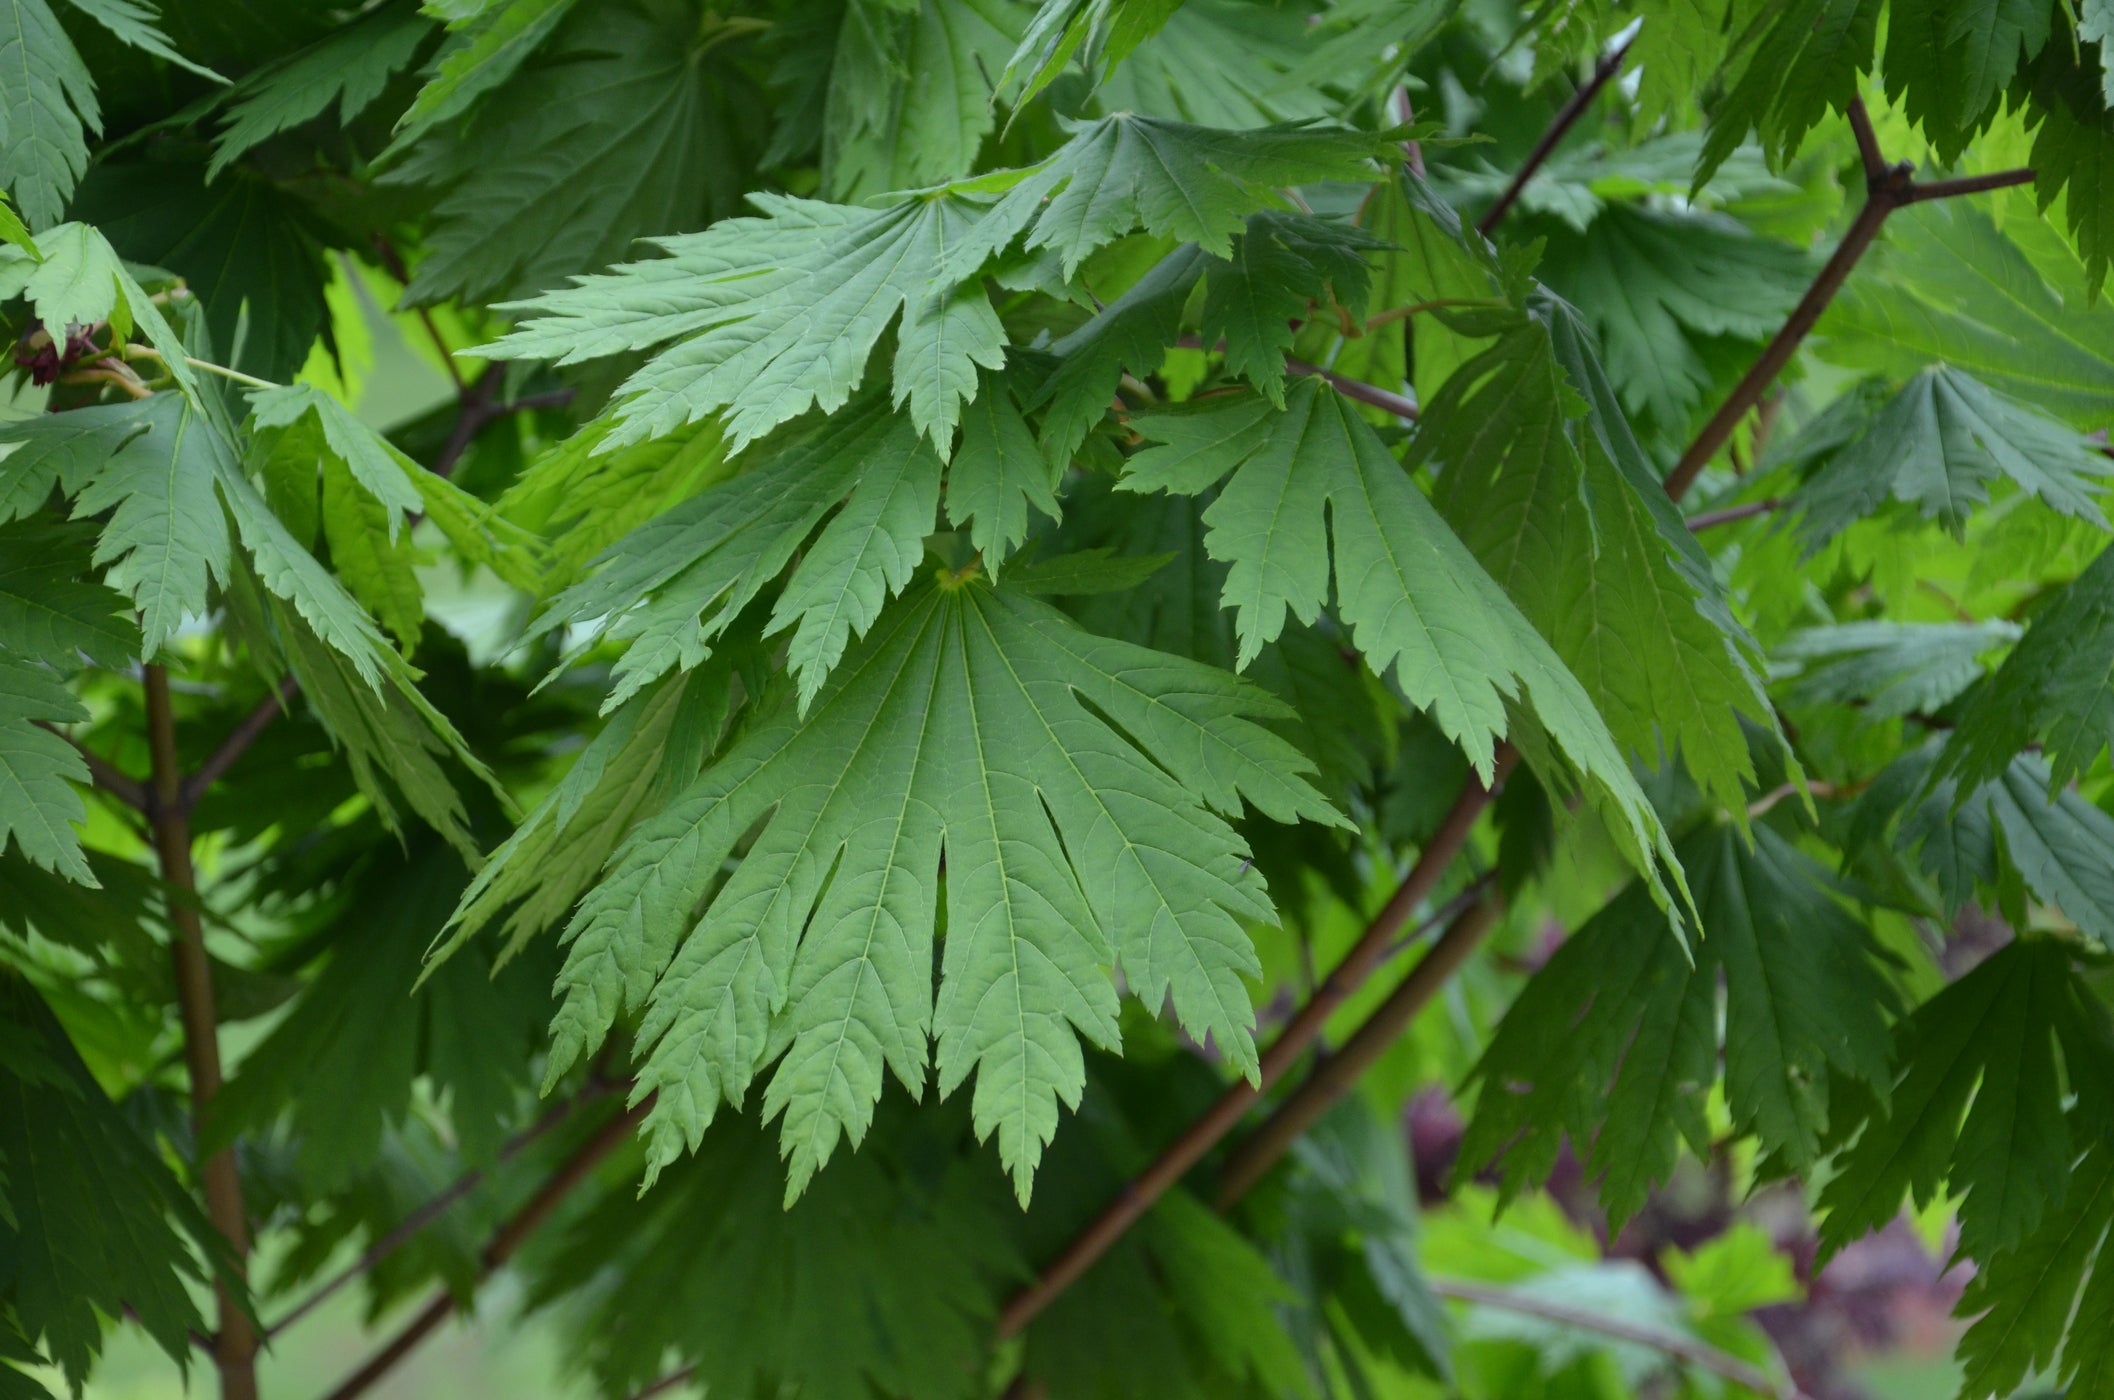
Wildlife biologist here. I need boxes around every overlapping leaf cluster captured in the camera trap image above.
[4,0,2114,1397]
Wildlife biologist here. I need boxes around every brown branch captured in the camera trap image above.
[178,677,298,814]
[37,721,150,811]
[1906,167,2036,203]
[1663,99,2033,501]
[627,1367,700,1400]
[1285,355,1419,419]
[371,236,466,394]
[1215,895,1503,1206]
[1686,498,1783,531]
[144,664,258,1400]
[264,1081,621,1339]
[994,750,1516,1339]
[1431,1277,1807,1399]
[1476,35,1636,237]
[1846,96,1887,185]
[430,366,576,480]
[319,1096,651,1400]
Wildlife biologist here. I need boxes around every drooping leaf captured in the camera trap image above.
[212,834,553,1187]
[818,0,1021,202]
[385,0,577,155]
[0,976,220,1387]
[0,0,100,228]
[1818,938,2111,1264]
[545,575,1339,1202]
[1124,375,1684,906]
[1424,306,1780,818]
[1457,823,1896,1230]
[1694,0,1877,189]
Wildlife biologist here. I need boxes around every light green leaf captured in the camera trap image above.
[943,367,1062,571]
[1775,619,2020,720]
[948,112,1397,278]
[485,192,1002,452]
[551,577,1337,1202]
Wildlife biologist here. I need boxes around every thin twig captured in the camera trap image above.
[145,665,259,1400]
[1687,498,1783,531]
[1476,35,1635,237]
[179,677,298,814]
[1286,355,1419,419]
[372,236,467,394]
[264,1082,621,1339]
[626,1366,700,1400]
[1846,96,1887,184]
[319,1097,651,1400]
[995,753,1516,1338]
[1432,1277,1807,1399]
[1906,168,2037,203]
[37,722,150,810]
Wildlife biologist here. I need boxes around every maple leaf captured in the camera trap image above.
[1124,374,1685,907]
[484,192,1003,453]
[541,574,1340,1203]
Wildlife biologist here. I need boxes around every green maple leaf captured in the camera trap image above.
[0,519,139,669]
[29,395,234,657]
[0,652,91,883]
[1774,619,2020,720]
[1883,0,2052,160]
[1423,305,1782,818]
[207,3,430,179]
[1790,366,2112,547]
[1696,0,1877,187]
[1818,938,2109,1265]
[1200,211,1381,403]
[0,0,99,229]
[818,0,1021,202]
[1938,545,2114,793]
[385,0,578,157]
[1123,374,1684,906]
[485,190,1002,453]
[394,1,759,309]
[542,573,1340,1203]
[1818,200,2114,427]
[0,979,222,1388]
[948,112,1397,279]
[1536,203,1813,430]
[1458,823,1896,1231]
[1033,244,1205,463]
[536,393,1056,712]
[1954,1144,2114,1399]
